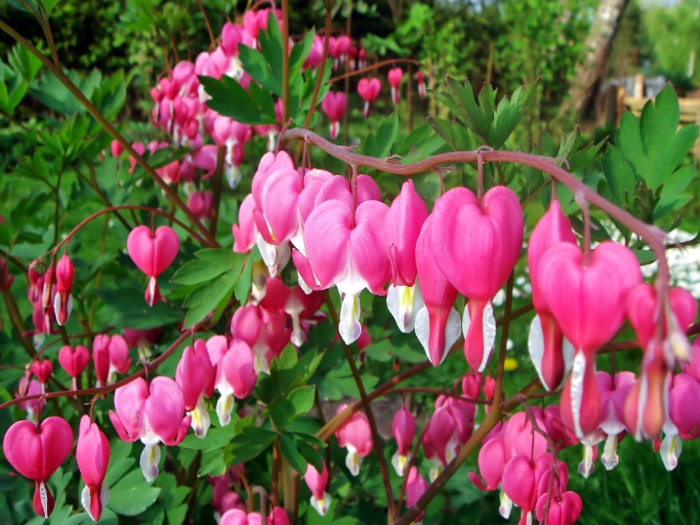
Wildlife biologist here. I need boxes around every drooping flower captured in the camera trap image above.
[335,405,373,476]
[321,91,348,140]
[58,344,90,390]
[3,416,74,518]
[126,225,180,306]
[391,404,416,476]
[414,215,461,366]
[53,253,74,326]
[109,377,190,481]
[538,241,641,438]
[176,339,216,438]
[383,180,429,334]
[430,186,523,371]
[527,199,577,391]
[76,416,110,521]
[357,78,381,118]
[304,460,332,516]
[387,67,403,104]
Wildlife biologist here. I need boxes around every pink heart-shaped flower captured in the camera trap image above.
[3,416,74,483]
[431,185,523,301]
[127,225,180,278]
[357,78,381,102]
[537,241,641,353]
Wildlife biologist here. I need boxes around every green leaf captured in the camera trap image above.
[7,0,38,13]
[362,113,399,158]
[490,80,538,148]
[618,86,698,191]
[602,145,636,207]
[269,396,295,430]
[295,437,325,473]
[289,28,315,78]
[108,469,161,516]
[179,425,233,451]
[172,249,244,285]
[280,433,307,474]
[200,75,277,125]
[40,0,60,14]
[199,448,227,477]
[182,268,238,328]
[29,69,102,115]
[233,254,253,304]
[230,427,277,464]
[259,11,284,86]
[238,45,279,96]
[288,385,316,415]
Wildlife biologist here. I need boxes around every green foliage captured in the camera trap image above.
[602,86,699,226]
[173,249,253,328]
[431,77,538,149]
[642,0,700,89]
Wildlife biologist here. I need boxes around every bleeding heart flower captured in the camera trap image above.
[321,91,348,139]
[538,241,641,438]
[357,78,381,117]
[109,377,190,481]
[527,199,577,391]
[127,225,180,306]
[405,466,429,521]
[304,460,331,516]
[335,405,373,476]
[295,198,390,344]
[414,214,461,366]
[53,253,74,326]
[431,186,523,371]
[76,416,110,521]
[384,180,428,334]
[387,67,403,104]
[3,416,74,518]
[58,344,90,390]
[391,405,416,476]
[176,339,216,438]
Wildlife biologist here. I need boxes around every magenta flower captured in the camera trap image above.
[295,197,390,344]
[527,199,577,391]
[335,405,372,476]
[321,91,348,139]
[391,404,416,476]
[538,241,641,438]
[58,344,90,390]
[53,253,74,326]
[357,78,381,117]
[414,214,461,366]
[383,180,429,334]
[176,339,216,438]
[304,460,331,516]
[109,376,190,481]
[3,416,74,518]
[126,225,180,306]
[430,186,523,372]
[76,416,110,521]
[387,67,403,104]
[405,466,428,520]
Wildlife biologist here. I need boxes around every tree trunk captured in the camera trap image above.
[563,0,629,118]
